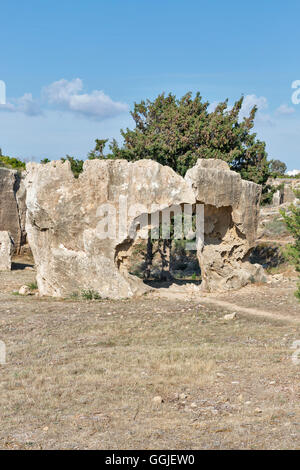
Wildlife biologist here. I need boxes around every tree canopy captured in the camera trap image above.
[269,159,287,176]
[109,92,270,185]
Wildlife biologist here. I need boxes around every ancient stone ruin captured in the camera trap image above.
[24,158,264,298]
[269,177,300,206]
[0,167,27,254]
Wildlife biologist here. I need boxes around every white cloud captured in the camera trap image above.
[43,78,128,119]
[0,93,42,116]
[286,169,300,176]
[275,104,295,115]
[239,94,268,118]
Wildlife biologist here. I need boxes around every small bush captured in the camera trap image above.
[81,289,102,300]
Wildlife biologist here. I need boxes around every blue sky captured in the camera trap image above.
[0,0,299,169]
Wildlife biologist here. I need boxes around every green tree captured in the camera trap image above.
[269,159,287,176]
[110,92,269,184]
[88,139,109,160]
[280,198,300,300]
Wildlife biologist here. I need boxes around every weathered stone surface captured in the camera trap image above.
[25,158,264,298]
[0,168,26,253]
[25,159,195,298]
[185,159,264,291]
[0,231,14,271]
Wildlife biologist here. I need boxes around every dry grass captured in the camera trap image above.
[0,267,300,449]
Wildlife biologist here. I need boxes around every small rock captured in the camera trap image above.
[152,396,163,405]
[179,393,188,400]
[254,408,262,414]
[19,285,31,296]
[224,312,237,320]
[43,426,49,432]
[190,402,197,409]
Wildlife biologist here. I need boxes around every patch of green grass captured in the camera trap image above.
[27,282,38,291]
[81,289,102,300]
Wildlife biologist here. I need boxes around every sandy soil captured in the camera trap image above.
[0,255,299,449]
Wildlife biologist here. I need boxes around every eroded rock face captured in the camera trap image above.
[185,159,264,291]
[25,159,195,298]
[0,231,14,271]
[25,158,264,298]
[0,168,27,253]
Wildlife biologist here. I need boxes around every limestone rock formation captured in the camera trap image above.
[0,231,14,271]
[268,177,300,206]
[25,158,264,298]
[0,167,26,253]
[25,159,195,298]
[185,159,264,291]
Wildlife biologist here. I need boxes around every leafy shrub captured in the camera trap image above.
[27,282,38,291]
[261,183,284,206]
[61,155,84,178]
[81,289,102,300]
[0,155,25,170]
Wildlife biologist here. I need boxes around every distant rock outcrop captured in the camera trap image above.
[25,158,264,298]
[268,177,300,206]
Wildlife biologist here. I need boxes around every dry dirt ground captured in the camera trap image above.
[0,256,299,450]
